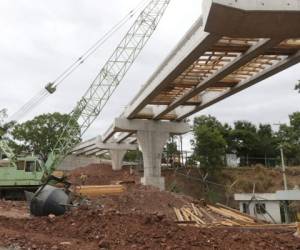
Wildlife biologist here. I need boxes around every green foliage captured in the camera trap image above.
[0,109,15,140]
[192,113,300,168]
[0,109,7,122]
[192,115,227,174]
[0,109,7,138]
[124,150,142,162]
[229,121,258,156]
[11,112,80,161]
[295,80,300,93]
[229,122,277,160]
[164,136,180,167]
[277,112,300,164]
[166,141,178,156]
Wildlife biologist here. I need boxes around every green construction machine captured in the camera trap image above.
[0,0,171,215]
[0,111,44,198]
[0,155,44,199]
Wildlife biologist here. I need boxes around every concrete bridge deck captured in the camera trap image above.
[124,0,300,122]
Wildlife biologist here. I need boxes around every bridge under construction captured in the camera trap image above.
[73,0,300,190]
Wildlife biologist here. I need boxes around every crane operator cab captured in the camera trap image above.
[15,156,43,173]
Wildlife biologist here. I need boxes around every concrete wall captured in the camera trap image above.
[58,155,101,171]
[239,201,282,224]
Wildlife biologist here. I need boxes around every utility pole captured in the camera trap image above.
[274,123,290,223]
[180,135,184,167]
[274,124,289,190]
[279,144,288,191]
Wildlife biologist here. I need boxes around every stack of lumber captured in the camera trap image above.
[173,203,207,227]
[207,203,257,227]
[173,202,261,228]
[74,185,125,197]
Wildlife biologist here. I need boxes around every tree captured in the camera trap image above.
[295,80,300,93]
[229,121,259,159]
[256,124,277,165]
[11,112,81,161]
[194,115,226,133]
[0,109,6,121]
[0,109,7,138]
[124,150,142,162]
[192,115,227,175]
[277,112,300,164]
[194,115,232,152]
[165,138,179,167]
[0,109,15,140]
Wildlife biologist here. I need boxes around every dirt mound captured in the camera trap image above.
[1,206,299,250]
[67,164,192,218]
[90,184,192,219]
[0,164,299,249]
[68,164,138,185]
[0,200,29,219]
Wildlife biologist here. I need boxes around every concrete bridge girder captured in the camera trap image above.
[72,136,138,171]
[123,0,300,122]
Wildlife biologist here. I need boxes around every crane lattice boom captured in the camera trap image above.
[45,0,170,173]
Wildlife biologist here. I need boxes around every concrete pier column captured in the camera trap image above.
[102,118,191,190]
[109,149,127,171]
[137,130,169,190]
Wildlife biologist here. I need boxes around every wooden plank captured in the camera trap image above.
[192,203,203,218]
[217,207,255,223]
[224,219,241,226]
[75,185,125,197]
[198,206,217,222]
[175,221,197,225]
[173,207,184,222]
[180,209,191,221]
[208,205,255,224]
[173,207,180,221]
[195,207,204,218]
[208,205,239,220]
[182,208,206,225]
[216,203,258,222]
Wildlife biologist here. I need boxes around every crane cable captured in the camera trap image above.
[9,0,149,122]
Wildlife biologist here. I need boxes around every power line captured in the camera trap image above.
[8,0,149,122]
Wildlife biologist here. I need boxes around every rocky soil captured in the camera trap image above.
[0,164,299,250]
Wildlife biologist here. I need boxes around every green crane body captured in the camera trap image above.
[0,0,170,196]
[0,156,43,187]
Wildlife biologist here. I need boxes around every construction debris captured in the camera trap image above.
[74,184,125,197]
[173,202,258,227]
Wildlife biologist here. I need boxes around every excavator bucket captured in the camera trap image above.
[26,185,71,216]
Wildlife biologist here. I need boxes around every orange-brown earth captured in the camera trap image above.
[0,164,299,250]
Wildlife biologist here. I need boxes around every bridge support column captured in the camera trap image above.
[137,130,169,190]
[109,150,127,171]
[105,118,190,190]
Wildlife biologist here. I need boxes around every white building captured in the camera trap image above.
[234,190,300,224]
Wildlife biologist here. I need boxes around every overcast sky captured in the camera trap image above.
[0,0,299,150]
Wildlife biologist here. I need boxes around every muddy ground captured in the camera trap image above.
[0,164,299,250]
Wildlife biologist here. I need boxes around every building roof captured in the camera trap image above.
[234,190,300,202]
